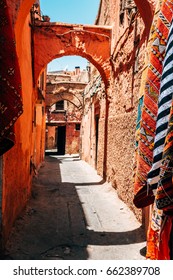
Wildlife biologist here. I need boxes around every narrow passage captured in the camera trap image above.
[5,155,146,260]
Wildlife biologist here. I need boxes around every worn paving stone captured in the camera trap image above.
[4,155,146,260]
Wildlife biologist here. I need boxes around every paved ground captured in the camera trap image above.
[5,155,146,260]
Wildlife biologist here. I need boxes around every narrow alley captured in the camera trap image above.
[2,0,173,263]
[5,155,145,260]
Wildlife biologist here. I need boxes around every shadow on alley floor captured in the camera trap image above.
[3,155,146,260]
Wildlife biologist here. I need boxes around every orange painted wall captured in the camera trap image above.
[35,105,46,167]
[2,14,34,241]
[2,2,46,242]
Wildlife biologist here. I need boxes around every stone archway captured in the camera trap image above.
[12,0,155,86]
[33,21,112,87]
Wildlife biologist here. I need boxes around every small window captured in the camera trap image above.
[75,124,81,131]
[56,100,64,110]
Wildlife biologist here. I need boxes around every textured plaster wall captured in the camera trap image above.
[96,98,106,177]
[81,110,92,163]
[107,39,147,220]
[100,0,147,220]
[66,124,80,155]
[81,74,107,177]
[46,126,56,149]
[81,0,150,221]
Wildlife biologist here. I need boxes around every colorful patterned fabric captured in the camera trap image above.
[147,20,173,189]
[158,216,173,259]
[134,0,173,194]
[146,215,172,260]
[0,0,23,155]
[134,0,173,260]
[134,1,161,151]
[146,204,164,259]
[146,218,159,259]
[147,13,173,260]
[146,17,173,260]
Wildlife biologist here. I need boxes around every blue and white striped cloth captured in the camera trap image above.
[147,20,173,189]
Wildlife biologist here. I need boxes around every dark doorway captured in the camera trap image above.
[95,115,99,168]
[57,126,66,155]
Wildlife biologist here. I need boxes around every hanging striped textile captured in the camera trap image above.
[147,16,173,261]
[134,0,161,196]
[155,99,173,210]
[134,0,173,196]
[147,19,173,189]
[133,0,173,261]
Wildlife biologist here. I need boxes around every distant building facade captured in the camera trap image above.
[45,68,89,155]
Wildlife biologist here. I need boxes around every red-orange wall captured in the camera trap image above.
[2,2,45,242]
[2,14,33,241]
[46,124,80,154]
[46,126,56,149]
[66,123,80,154]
